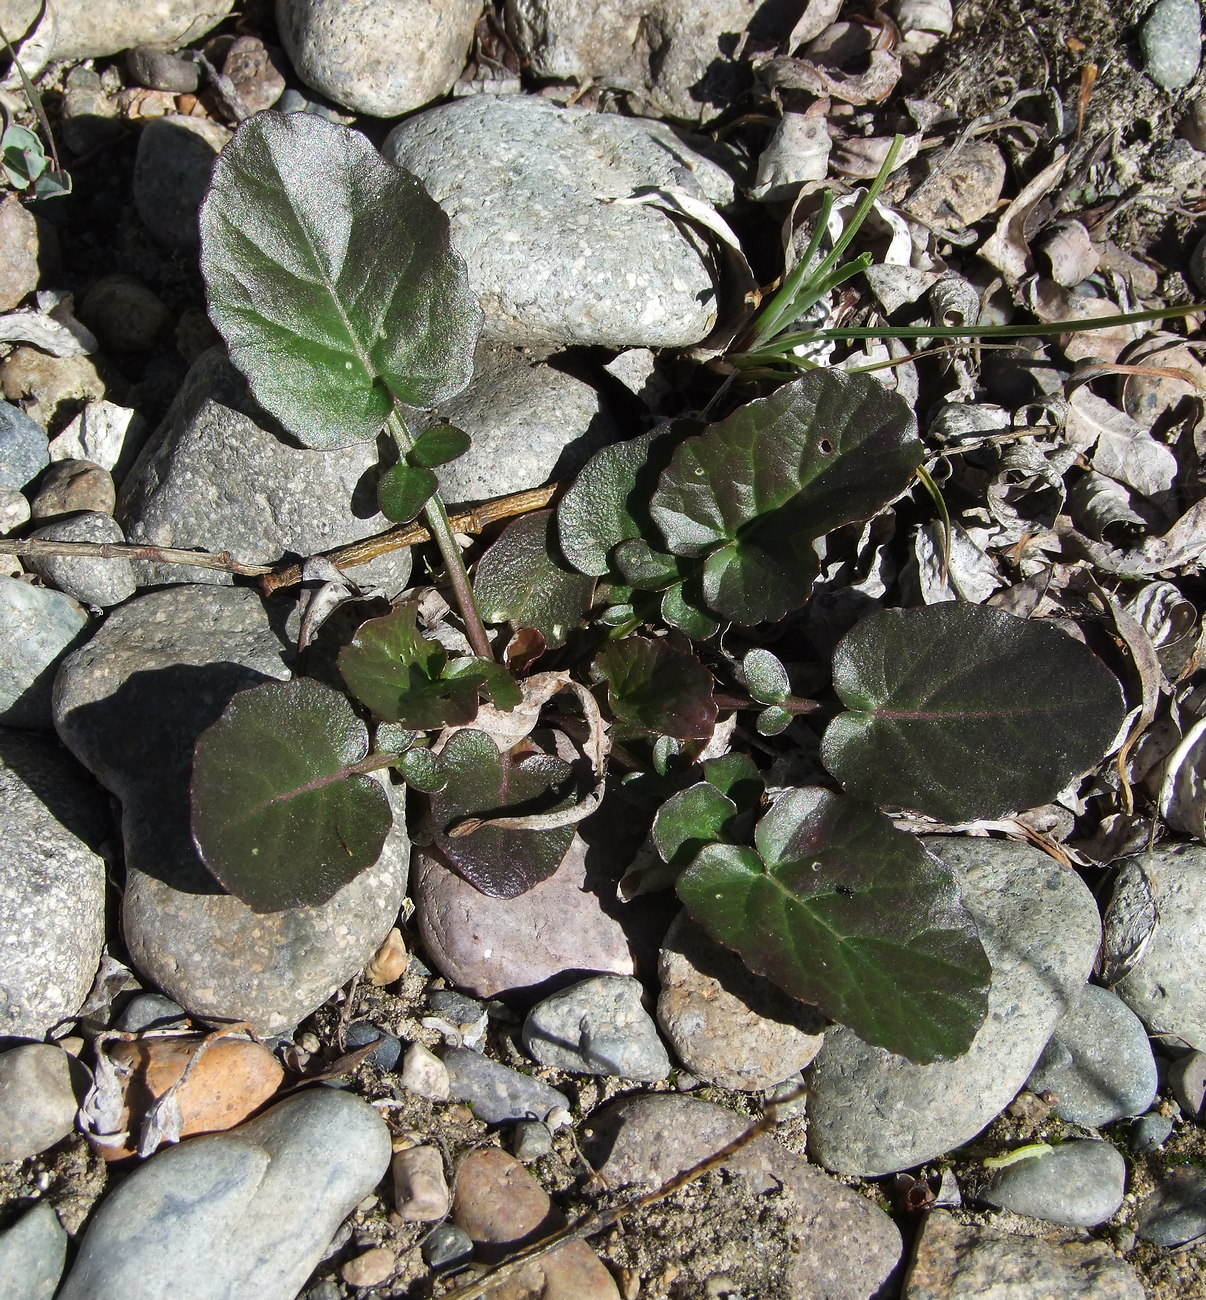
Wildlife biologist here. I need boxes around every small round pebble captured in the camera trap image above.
[982,1140,1127,1228]
[30,460,115,521]
[115,992,188,1033]
[422,1224,473,1269]
[1141,0,1203,91]
[27,512,138,608]
[340,1246,395,1289]
[126,45,201,93]
[441,1046,569,1124]
[79,275,172,353]
[344,1022,401,1072]
[400,1042,450,1102]
[0,1044,79,1161]
[0,484,29,533]
[1131,1112,1175,1153]
[364,927,407,986]
[1138,1166,1206,1245]
[1169,1050,1206,1118]
[392,1144,450,1223]
[511,1120,553,1162]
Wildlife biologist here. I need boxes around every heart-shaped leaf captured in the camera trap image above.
[650,369,921,623]
[200,111,482,449]
[377,462,438,524]
[191,678,393,912]
[473,510,596,649]
[428,729,575,897]
[676,787,991,1062]
[653,781,738,870]
[409,422,471,468]
[821,603,1127,821]
[595,636,717,740]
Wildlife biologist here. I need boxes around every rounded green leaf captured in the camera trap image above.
[199,111,482,449]
[409,422,471,468]
[377,462,438,524]
[649,369,920,623]
[595,635,717,740]
[653,781,738,870]
[743,648,790,704]
[756,704,793,736]
[677,788,992,1063]
[191,679,392,912]
[398,745,446,793]
[822,604,1127,821]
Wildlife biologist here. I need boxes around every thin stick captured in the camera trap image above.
[0,537,274,575]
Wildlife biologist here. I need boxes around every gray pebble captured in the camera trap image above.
[0,1044,79,1162]
[982,1140,1127,1228]
[344,1021,401,1072]
[422,1223,474,1269]
[523,974,670,1081]
[58,1089,390,1300]
[1169,1049,1206,1118]
[115,992,188,1033]
[1141,0,1202,91]
[426,989,488,1024]
[806,838,1101,1177]
[441,1045,568,1124]
[510,1120,553,1162]
[1025,984,1157,1127]
[30,460,115,521]
[1138,1165,1206,1246]
[384,95,735,349]
[133,115,231,251]
[392,1144,450,1222]
[0,578,88,728]
[126,44,201,93]
[0,1202,67,1300]
[1130,1112,1174,1153]
[27,512,137,608]
[0,484,29,533]
[0,401,48,490]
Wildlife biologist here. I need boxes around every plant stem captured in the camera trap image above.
[386,408,494,661]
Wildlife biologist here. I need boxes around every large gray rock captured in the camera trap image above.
[805,838,1101,1177]
[384,95,736,349]
[1110,843,1206,1049]
[0,730,106,1037]
[0,0,233,65]
[505,0,798,122]
[58,1089,390,1300]
[121,349,411,592]
[53,584,409,1034]
[904,1211,1144,1300]
[0,578,88,728]
[1026,984,1157,1127]
[277,0,481,117]
[27,512,138,608]
[584,1093,902,1300]
[0,1203,67,1300]
[419,341,618,504]
[132,116,231,251]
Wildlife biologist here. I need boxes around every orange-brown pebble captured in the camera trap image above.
[365,927,408,986]
[340,1246,396,1288]
[99,1034,283,1160]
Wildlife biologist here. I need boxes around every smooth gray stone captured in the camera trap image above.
[114,992,187,1033]
[0,1203,67,1300]
[523,975,670,1081]
[1141,0,1202,90]
[1026,984,1157,1127]
[584,1093,902,1300]
[133,115,230,251]
[983,1140,1127,1228]
[277,0,480,117]
[27,512,137,608]
[53,584,408,1035]
[58,1089,390,1300]
[384,95,735,349]
[1130,1112,1174,1153]
[441,1046,568,1124]
[806,838,1101,1177]
[0,0,233,65]
[422,1223,473,1268]
[0,401,47,489]
[1137,1166,1206,1246]
[420,340,618,504]
[0,484,30,533]
[120,349,411,592]
[0,577,88,728]
[0,732,105,1037]
[1111,843,1206,1050]
[126,44,201,92]
[1170,1049,1206,1118]
[0,1044,79,1161]
[905,1210,1145,1299]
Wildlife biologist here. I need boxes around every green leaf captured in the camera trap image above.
[649,369,920,624]
[397,745,446,793]
[676,787,992,1062]
[409,422,471,468]
[821,604,1128,821]
[743,648,790,704]
[756,704,793,736]
[473,510,596,649]
[595,636,717,740]
[337,604,476,728]
[191,679,392,912]
[701,753,763,811]
[428,730,575,897]
[199,111,482,449]
[442,655,523,712]
[661,582,721,639]
[653,781,738,870]
[377,462,438,524]
[557,422,697,577]
[0,123,47,188]
[612,538,684,590]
